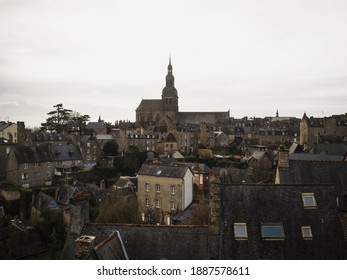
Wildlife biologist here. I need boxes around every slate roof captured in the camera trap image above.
[14,145,53,163]
[93,230,129,260]
[285,159,347,196]
[136,99,162,110]
[86,122,105,130]
[178,111,229,124]
[31,132,65,142]
[81,224,209,260]
[306,117,324,127]
[138,164,191,178]
[51,144,82,161]
[0,122,13,131]
[289,152,344,162]
[310,143,347,156]
[220,183,346,259]
[32,191,60,212]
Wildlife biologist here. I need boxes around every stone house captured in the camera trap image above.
[31,191,61,220]
[300,113,347,150]
[79,135,100,162]
[0,121,26,144]
[156,132,178,157]
[6,144,82,187]
[6,145,55,187]
[26,132,67,146]
[137,163,194,224]
[209,183,347,259]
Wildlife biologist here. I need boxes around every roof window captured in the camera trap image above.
[261,223,285,240]
[302,193,317,209]
[301,226,313,240]
[234,223,248,240]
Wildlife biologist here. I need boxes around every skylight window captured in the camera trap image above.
[156,170,162,175]
[261,223,285,240]
[302,193,317,209]
[234,223,248,240]
[301,226,313,240]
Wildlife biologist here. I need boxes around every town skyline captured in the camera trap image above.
[1,0,347,128]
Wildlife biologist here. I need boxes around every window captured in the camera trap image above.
[155,199,161,208]
[156,184,161,192]
[301,226,313,240]
[302,193,317,209]
[170,185,176,194]
[170,201,175,210]
[47,171,51,178]
[87,142,90,147]
[261,223,285,240]
[47,162,51,168]
[34,162,38,168]
[145,198,150,207]
[234,223,248,240]
[145,183,150,192]
[24,163,28,169]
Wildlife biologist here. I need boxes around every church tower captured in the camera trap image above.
[161,56,178,121]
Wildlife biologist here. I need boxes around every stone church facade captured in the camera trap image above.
[136,58,229,128]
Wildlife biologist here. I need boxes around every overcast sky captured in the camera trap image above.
[1,0,347,128]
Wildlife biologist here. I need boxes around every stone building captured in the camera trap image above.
[136,58,230,128]
[137,163,194,224]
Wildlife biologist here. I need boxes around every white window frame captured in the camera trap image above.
[301,226,313,240]
[156,184,161,193]
[234,222,248,240]
[24,163,28,170]
[170,201,175,210]
[145,198,150,207]
[171,185,176,194]
[302,193,317,209]
[155,199,161,208]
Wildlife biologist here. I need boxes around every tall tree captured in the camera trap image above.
[67,111,90,135]
[41,104,72,133]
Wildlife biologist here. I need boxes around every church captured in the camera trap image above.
[136,58,230,128]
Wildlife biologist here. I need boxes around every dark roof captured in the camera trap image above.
[93,231,129,260]
[14,145,53,163]
[178,111,229,124]
[86,122,105,130]
[138,164,191,178]
[285,160,347,196]
[32,191,60,212]
[51,144,82,161]
[220,183,346,259]
[306,117,324,127]
[310,143,347,156]
[0,122,13,131]
[136,99,162,110]
[162,132,176,142]
[82,224,209,260]
[289,152,344,162]
[31,132,65,142]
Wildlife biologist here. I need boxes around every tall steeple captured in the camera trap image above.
[165,56,175,87]
[162,56,178,120]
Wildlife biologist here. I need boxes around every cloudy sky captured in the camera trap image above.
[1,0,347,128]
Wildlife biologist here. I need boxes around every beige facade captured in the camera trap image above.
[137,164,194,224]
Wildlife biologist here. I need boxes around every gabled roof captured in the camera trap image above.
[32,191,60,212]
[138,164,191,178]
[86,122,105,130]
[136,99,162,110]
[0,122,14,131]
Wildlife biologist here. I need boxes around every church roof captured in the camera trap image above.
[178,111,229,124]
[137,99,162,110]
